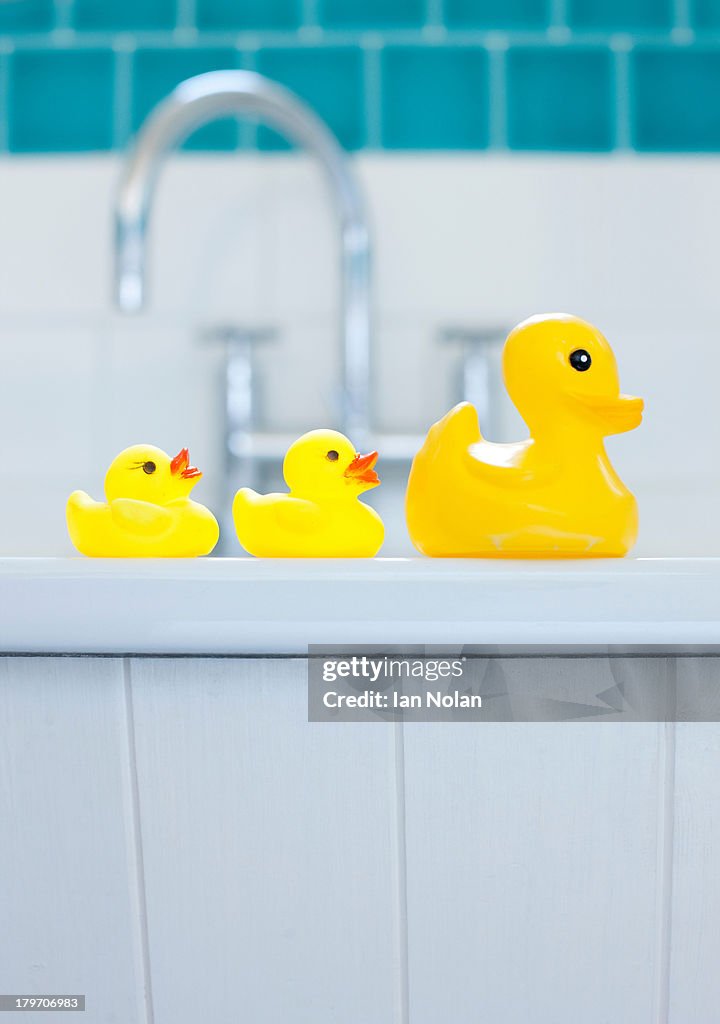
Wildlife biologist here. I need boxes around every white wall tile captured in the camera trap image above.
[0,326,100,553]
[0,161,112,315]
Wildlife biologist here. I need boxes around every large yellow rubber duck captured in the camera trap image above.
[406,314,643,558]
[233,429,384,557]
[67,445,219,557]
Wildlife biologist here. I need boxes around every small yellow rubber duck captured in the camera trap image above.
[67,445,219,557]
[406,314,643,558]
[233,429,384,557]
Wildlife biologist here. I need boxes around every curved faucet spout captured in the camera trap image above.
[114,69,371,440]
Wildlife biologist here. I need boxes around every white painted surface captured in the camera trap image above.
[128,657,400,1024]
[0,155,718,556]
[0,657,146,1024]
[668,661,720,1024]
[0,654,718,1022]
[403,672,667,1023]
[2,556,720,653]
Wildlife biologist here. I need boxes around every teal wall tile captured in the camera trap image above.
[8,49,114,152]
[633,48,720,150]
[4,1,720,154]
[319,0,424,28]
[255,48,365,150]
[381,47,489,149]
[0,0,54,31]
[197,0,301,30]
[74,0,176,31]
[507,47,614,151]
[445,0,548,29]
[132,49,239,150]
[568,0,672,29]
[692,0,720,29]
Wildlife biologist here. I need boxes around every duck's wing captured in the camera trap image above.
[109,498,174,536]
[426,404,554,488]
[465,440,556,489]
[273,496,323,534]
[233,489,322,535]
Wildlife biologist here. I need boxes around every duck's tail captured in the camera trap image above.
[423,402,483,459]
[405,404,483,555]
[232,487,263,544]
[232,487,259,520]
[66,490,100,555]
[235,487,286,556]
[66,489,100,528]
[67,489,96,510]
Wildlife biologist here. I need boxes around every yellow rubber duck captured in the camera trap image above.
[233,429,384,557]
[406,314,643,558]
[67,445,219,557]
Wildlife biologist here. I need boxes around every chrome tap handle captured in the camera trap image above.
[439,325,508,440]
[201,324,277,553]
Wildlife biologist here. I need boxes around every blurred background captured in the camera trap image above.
[0,0,718,555]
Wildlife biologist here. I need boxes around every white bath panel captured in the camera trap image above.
[128,657,401,1024]
[402,665,667,1023]
[668,663,720,1024]
[0,656,146,1024]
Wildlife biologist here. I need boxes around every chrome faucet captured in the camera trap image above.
[114,69,372,451]
[439,325,508,441]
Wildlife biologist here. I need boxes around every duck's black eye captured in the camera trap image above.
[142,461,157,475]
[569,349,592,372]
[326,450,339,462]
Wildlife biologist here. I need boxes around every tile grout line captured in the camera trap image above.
[0,48,10,153]
[393,720,410,1024]
[674,0,691,31]
[488,44,507,150]
[236,45,258,148]
[113,44,134,148]
[3,28,715,50]
[176,0,197,32]
[55,0,74,31]
[122,658,156,1024]
[613,41,632,151]
[363,42,382,149]
[550,0,568,29]
[302,0,320,30]
[426,0,444,29]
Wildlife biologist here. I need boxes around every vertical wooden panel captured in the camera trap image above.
[403,657,668,1024]
[0,657,146,1024]
[129,657,400,1024]
[669,659,720,1023]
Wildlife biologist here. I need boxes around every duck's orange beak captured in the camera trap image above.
[569,393,644,434]
[344,450,380,487]
[171,447,202,480]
